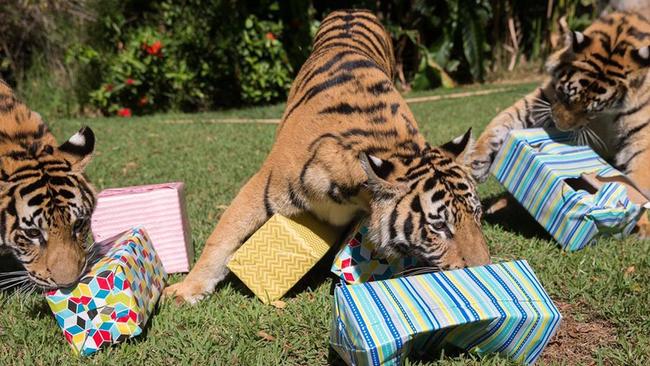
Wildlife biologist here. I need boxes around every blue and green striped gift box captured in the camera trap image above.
[330,260,561,365]
[490,128,646,251]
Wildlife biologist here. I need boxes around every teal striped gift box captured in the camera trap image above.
[330,260,561,365]
[490,128,647,251]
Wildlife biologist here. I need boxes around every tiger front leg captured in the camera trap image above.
[164,170,289,304]
[470,112,522,183]
[470,86,552,182]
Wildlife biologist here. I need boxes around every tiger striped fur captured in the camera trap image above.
[166,9,491,304]
[0,80,97,289]
[470,12,650,237]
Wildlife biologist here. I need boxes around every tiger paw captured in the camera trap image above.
[163,280,208,305]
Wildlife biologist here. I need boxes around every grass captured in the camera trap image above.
[2,82,650,365]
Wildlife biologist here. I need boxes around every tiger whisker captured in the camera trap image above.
[0,275,29,285]
[0,276,29,290]
[0,271,28,278]
[396,266,441,277]
[15,282,37,298]
[530,97,550,106]
[584,126,608,152]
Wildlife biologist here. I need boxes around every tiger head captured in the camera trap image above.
[360,129,491,271]
[0,121,97,289]
[545,12,650,131]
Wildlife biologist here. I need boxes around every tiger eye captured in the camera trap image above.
[24,229,42,239]
[430,222,446,231]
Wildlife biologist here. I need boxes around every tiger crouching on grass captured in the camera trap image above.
[470,11,650,237]
[166,9,491,304]
[0,80,97,291]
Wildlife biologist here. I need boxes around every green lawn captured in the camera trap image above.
[2,82,650,365]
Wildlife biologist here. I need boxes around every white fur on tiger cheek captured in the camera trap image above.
[639,46,650,59]
[575,31,585,45]
[68,132,86,147]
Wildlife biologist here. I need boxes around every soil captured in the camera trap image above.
[540,301,616,365]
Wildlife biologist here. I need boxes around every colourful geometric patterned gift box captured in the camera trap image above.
[46,227,167,356]
[331,217,418,284]
[491,128,650,251]
[228,213,341,304]
[330,260,561,365]
[91,182,193,273]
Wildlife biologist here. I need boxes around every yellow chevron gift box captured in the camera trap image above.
[45,227,167,356]
[491,128,650,251]
[331,260,562,365]
[227,213,340,304]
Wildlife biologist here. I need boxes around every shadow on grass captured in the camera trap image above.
[482,192,552,241]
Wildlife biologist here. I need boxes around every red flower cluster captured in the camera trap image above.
[125,78,135,86]
[117,108,132,117]
[265,32,276,41]
[142,40,163,57]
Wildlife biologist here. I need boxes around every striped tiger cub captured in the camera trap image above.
[470,12,650,237]
[0,80,96,290]
[166,9,491,304]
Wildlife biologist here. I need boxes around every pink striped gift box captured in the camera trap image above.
[91,182,193,273]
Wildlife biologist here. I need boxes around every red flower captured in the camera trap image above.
[105,84,114,92]
[125,78,135,86]
[117,108,132,117]
[145,40,163,56]
[138,96,148,106]
[265,32,276,41]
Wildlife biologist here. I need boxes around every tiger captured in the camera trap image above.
[0,80,97,290]
[165,9,491,304]
[470,11,650,237]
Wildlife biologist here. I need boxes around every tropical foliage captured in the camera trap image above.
[0,0,605,117]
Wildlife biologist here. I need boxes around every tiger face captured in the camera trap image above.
[0,126,96,289]
[361,129,491,270]
[545,12,650,131]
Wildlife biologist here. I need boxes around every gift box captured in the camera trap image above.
[91,182,193,273]
[46,227,167,356]
[331,260,561,365]
[490,128,650,251]
[227,213,340,304]
[331,218,418,284]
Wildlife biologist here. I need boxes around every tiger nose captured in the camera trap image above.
[46,246,85,287]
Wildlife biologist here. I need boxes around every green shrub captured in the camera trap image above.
[88,28,197,116]
[237,15,293,105]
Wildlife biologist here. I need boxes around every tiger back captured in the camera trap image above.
[165,9,491,304]
[0,80,97,289]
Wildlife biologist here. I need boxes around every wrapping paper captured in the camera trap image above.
[91,182,193,273]
[331,260,561,365]
[331,218,417,284]
[227,213,340,304]
[46,227,167,356]
[490,128,648,251]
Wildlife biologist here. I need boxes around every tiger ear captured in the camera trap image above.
[567,31,590,52]
[633,46,650,67]
[439,128,474,165]
[359,152,396,192]
[58,126,95,172]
